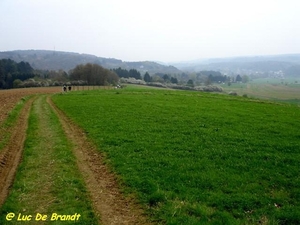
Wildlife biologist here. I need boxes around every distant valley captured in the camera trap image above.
[173,54,300,78]
[1,50,300,79]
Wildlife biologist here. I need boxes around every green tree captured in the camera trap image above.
[144,72,151,82]
[163,74,170,82]
[69,63,118,85]
[236,74,242,82]
[129,69,141,79]
[0,59,34,89]
[112,67,129,78]
[189,72,197,82]
[187,79,194,86]
[151,75,164,82]
[170,77,178,84]
[13,79,23,88]
[18,61,33,73]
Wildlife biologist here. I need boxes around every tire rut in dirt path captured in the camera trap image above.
[48,96,151,225]
[0,97,34,206]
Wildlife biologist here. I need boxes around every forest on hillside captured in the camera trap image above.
[1,58,249,91]
[0,50,181,75]
[0,59,119,89]
[0,59,35,89]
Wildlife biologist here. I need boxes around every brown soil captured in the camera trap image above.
[0,87,60,124]
[0,88,61,197]
[48,97,151,225]
[0,97,34,206]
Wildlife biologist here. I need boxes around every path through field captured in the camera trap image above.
[0,97,34,206]
[0,93,149,225]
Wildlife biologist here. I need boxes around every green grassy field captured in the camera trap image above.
[52,86,300,224]
[221,79,300,104]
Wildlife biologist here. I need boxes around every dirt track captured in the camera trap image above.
[0,87,60,124]
[0,87,60,206]
[0,88,150,225]
[0,97,34,206]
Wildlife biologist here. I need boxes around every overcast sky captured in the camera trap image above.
[1,0,299,62]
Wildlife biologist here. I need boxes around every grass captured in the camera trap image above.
[0,97,29,151]
[221,79,300,102]
[52,86,300,224]
[0,95,98,225]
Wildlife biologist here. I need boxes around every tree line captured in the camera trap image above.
[69,63,119,85]
[0,59,249,90]
[0,59,120,89]
[0,59,35,89]
[112,67,142,80]
[112,67,179,84]
[194,71,249,85]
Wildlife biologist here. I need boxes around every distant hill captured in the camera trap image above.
[173,54,300,78]
[3,50,299,78]
[0,50,182,75]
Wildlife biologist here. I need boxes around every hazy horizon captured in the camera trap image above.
[1,0,300,62]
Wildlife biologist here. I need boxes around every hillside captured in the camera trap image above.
[2,50,300,79]
[0,50,182,75]
[174,54,300,78]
